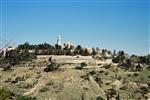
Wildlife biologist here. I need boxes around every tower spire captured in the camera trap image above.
[57,35,61,46]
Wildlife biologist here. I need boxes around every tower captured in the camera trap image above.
[57,35,61,46]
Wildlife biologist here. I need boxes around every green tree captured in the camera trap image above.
[5,50,20,65]
[112,55,125,64]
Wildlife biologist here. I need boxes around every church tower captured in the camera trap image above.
[57,35,61,46]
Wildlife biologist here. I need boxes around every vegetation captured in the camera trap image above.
[1,42,150,99]
[16,95,37,100]
[96,96,105,100]
[44,63,60,72]
[0,47,37,68]
[112,55,125,64]
[0,87,10,100]
[3,65,11,71]
[80,62,87,67]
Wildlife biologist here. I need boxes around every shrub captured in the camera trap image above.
[76,62,87,70]
[39,86,49,92]
[108,89,117,96]
[104,72,109,76]
[89,71,96,75]
[103,64,111,69]
[127,74,131,77]
[139,86,149,94]
[99,70,105,73]
[120,85,128,90]
[5,78,12,83]
[16,95,37,100]
[44,63,59,72]
[96,96,105,100]
[4,49,37,66]
[11,76,25,84]
[105,83,110,85]
[3,65,11,71]
[112,55,125,64]
[81,74,90,81]
[146,66,150,71]
[117,76,122,80]
[133,73,139,77]
[0,87,11,100]
[81,62,87,67]
[95,76,103,85]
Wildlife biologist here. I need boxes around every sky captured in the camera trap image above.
[0,0,149,55]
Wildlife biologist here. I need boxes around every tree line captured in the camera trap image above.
[17,42,99,56]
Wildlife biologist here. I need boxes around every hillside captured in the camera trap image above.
[0,55,150,100]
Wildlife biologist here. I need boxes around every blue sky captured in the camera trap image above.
[0,0,149,55]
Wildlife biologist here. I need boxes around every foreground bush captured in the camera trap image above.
[0,87,11,100]
[16,95,37,100]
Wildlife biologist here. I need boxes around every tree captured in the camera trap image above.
[112,55,125,64]
[92,48,97,55]
[138,54,150,64]
[5,50,20,65]
[4,48,36,66]
[113,50,116,59]
[74,45,83,55]
[118,51,124,56]
[18,42,36,50]
[55,44,62,50]
[83,48,90,56]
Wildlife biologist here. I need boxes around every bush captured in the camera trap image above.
[76,62,87,70]
[17,82,33,89]
[104,72,109,76]
[0,87,11,100]
[81,74,90,81]
[127,74,131,77]
[39,86,49,92]
[107,89,117,96]
[146,66,150,71]
[89,71,96,75]
[96,96,105,100]
[139,86,149,94]
[3,65,11,71]
[120,85,128,90]
[103,64,111,69]
[44,63,59,72]
[112,55,125,64]
[81,62,87,67]
[16,95,37,100]
[95,76,103,85]
[133,73,139,77]
[11,76,25,84]
[99,70,105,73]
[4,49,37,66]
